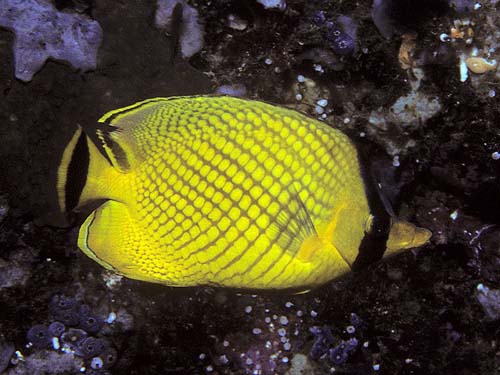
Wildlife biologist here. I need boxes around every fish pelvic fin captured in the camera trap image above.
[385,220,432,257]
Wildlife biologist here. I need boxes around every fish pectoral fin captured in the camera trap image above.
[269,183,318,261]
[78,200,139,275]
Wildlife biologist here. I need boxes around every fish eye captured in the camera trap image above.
[366,215,390,237]
[372,216,389,235]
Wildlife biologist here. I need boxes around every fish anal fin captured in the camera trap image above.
[78,201,140,276]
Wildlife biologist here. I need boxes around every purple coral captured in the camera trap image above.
[329,338,359,365]
[0,0,102,81]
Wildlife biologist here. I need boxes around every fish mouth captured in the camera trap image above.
[413,226,432,246]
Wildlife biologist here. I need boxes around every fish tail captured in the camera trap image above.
[57,126,120,213]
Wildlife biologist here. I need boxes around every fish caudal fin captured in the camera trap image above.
[57,127,89,213]
[57,126,125,213]
[78,200,141,277]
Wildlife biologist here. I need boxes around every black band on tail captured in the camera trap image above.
[351,142,391,271]
[65,131,89,212]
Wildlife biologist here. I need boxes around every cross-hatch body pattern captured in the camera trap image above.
[58,96,430,291]
[126,97,367,288]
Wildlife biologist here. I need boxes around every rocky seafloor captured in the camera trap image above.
[0,0,499,374]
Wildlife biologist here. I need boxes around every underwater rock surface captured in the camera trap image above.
[155,0,204,59]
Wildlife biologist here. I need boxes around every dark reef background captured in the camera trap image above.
[0,0,499,374]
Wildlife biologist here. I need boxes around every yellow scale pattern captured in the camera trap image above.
[119,97,366,289]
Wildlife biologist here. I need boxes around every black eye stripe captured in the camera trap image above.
[371,215,391,236]
[351,143,391,271]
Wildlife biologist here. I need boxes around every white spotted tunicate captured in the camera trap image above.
[317,99,328,107]
[279,316,289,325]
[315,106,324,115]
[257,0,286,10]
[106,312,117,324]
[450,210,458,220]
[51,337,60,350]
[439,33,451,42]
[90,357,104,370]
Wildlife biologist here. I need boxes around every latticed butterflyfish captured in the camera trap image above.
[57,96,431,291]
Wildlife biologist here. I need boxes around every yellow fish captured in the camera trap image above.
[57,96,431,291]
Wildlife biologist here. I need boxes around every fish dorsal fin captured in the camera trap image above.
[269,183,318,260]
[96,98,173,172]
[95,127,138,173]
